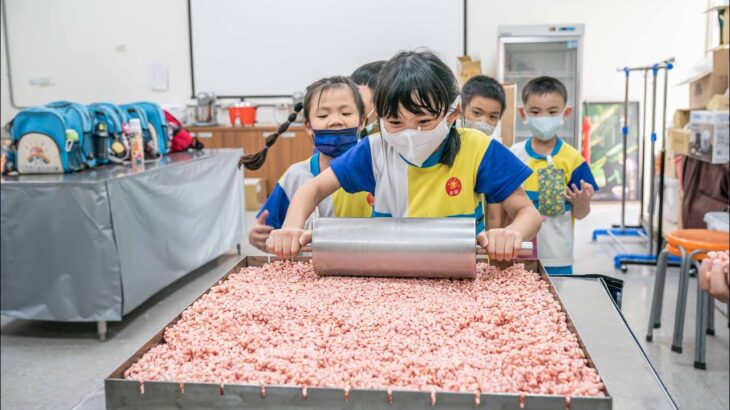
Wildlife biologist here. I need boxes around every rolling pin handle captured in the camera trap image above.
[475,241,534,256]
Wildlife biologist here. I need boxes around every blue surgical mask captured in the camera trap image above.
[524,114,564,141]
[313,127,359,158]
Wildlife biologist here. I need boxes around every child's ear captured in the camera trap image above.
[518,107,527,121]
[447,104,462,123]
[563,106,573,119]
[447,110,460,124]
[304,121,314,137]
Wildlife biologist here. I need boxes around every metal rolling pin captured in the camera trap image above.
[300,218,534,280]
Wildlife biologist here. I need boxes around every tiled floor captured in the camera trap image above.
[1,203,728,409]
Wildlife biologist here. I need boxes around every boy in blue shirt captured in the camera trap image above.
[510,76,598,275]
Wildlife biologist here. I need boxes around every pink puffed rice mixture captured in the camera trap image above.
[124,261,604,397]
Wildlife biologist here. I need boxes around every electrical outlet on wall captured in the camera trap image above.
[29,77,54,87]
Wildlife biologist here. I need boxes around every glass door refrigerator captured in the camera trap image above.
[497,24,584,149]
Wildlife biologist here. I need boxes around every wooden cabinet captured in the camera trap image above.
[188,125,313,194]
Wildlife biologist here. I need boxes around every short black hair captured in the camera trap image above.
[241,76,363,170]
[521,76,568,104]
[351,61,386,90]
[374,50,461,166]
[461,75,506,114]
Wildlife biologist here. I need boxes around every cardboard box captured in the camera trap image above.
[457,56,482,86]
[688,47,729,110]
[688,110,730,164]
[244,178,267,211]
[501,83,516,147]
[673,109,690,128]
[706,93,730,110]
[668,128,690,156]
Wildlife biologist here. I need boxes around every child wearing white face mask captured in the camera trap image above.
[460,75,507,231]
[511,76,598,275]
[351,61,386,139]
[265,50,541,262]
[461,75,505,140]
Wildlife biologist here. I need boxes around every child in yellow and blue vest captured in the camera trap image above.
[265,51,542,261]
[242,76,372,252]
[511,76,598,275]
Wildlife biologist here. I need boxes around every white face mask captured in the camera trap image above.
[380,97,460,166]
[523,113,564,141]
[462,119,496,136]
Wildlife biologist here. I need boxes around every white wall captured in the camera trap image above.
[1,0,708,128]
[1,0,192,124]
[1,2,13,128]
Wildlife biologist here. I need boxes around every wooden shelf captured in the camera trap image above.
[188,125,313,195]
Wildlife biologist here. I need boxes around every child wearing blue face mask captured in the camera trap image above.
[511,76,598,275]
[242,76,373,252]
[265,51,541,261]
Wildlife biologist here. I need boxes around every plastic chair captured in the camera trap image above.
[645,229,729,369]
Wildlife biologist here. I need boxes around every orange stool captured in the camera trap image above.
[646,229,729,369]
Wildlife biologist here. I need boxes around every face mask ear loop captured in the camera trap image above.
[367,108,375,122]
[407,132,416,165]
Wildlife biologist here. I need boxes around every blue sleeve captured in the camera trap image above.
[329,137,376,194]
[568,161,599,191]
[256,183,290,229]
[476,141,534,203]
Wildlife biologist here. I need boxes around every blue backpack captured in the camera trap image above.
[129,102,171,156]
[10,103,97,173]
[88,102,128,164]
[46,101,97,164]
[120,104,159,158]
[91,102,130,126]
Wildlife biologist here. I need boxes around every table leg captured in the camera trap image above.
[97,321,108,342]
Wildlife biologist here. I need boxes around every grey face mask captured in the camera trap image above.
[462,119,496,136]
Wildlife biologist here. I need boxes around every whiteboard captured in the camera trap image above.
[190,0,465,97]
[2,0,191,107]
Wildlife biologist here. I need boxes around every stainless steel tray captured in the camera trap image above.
[106,257,612,409]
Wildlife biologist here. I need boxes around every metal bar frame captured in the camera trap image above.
[593,58,675,272]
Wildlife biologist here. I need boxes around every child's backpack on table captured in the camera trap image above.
[10,101,97,173]
[124,102,171,157]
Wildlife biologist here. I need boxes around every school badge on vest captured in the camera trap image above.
[445,177,462,196]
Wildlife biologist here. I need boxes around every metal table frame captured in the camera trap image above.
[103,257,677,409]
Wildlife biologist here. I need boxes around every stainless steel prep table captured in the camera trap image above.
[1,149,245,339]
[550,276,677,410]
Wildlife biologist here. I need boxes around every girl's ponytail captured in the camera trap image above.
[238,102,304,170]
